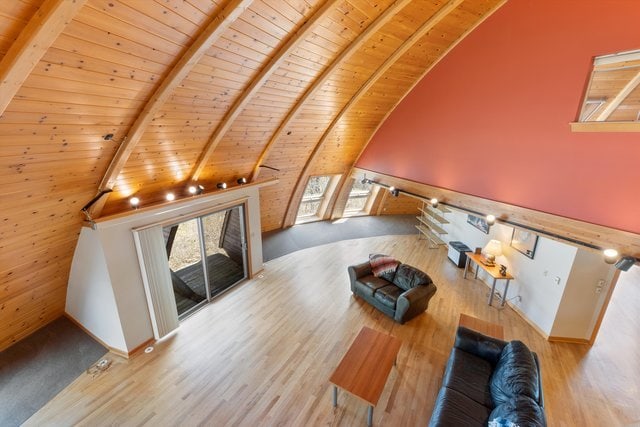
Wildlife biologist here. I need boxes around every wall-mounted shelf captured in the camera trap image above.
[416,201,449,249]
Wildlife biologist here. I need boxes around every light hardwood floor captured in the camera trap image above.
[27,235,640,426]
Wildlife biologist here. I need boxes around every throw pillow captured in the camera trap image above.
[392,263,432,291]
[369,253,399,281]
[490,341,540,406]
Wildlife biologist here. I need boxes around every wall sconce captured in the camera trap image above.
[217,182,227,189]
[129,196,140,209]
[482,239,503,266]
[166,193,175,201]
[603,249,619,264]
[430,198,439,208]
[237,177,247,185]
[486,214,496,226]
[389,186,400,197]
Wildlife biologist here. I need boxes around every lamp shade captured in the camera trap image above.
[483,239,503,259]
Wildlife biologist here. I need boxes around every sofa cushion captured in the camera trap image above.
[355,275,390,298]
[490,341,540,406]
[489,395,546,427]
[369,253,399,281]
[373,285,402,309]
[428,386,491,427]
[392,263,432,291]
[442,348,494,408]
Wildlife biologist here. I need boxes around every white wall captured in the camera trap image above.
[442,209,577,336]
[65,184,266,353]
[66,227,127,352]
[551,249,617,340]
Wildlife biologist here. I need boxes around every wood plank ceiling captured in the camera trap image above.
[0,0,504,350]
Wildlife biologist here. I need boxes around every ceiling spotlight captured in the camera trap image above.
[129,197,140,208]
[188,185,197,195]
[486,214,496,226]
[217,182,227,189]
[603,249,619,264]
[389,186,400,197]
[237,177,247,185]
[197,184,205,194]
[430,198,439,208]
[166,193,175,201]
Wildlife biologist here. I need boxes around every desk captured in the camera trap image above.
[463,252,514,307]
[329,327,401,426]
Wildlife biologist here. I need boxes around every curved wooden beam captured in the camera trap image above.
[282,0,465,226]
[0,0,87,116]
[189,0,340,182]
[330,0,509,222]
[97,0,254,194]
[249,0,413,183]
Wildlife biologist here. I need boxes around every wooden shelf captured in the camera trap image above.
[416,216,447,235]
[415,224,445,246]
[418,207,449,224]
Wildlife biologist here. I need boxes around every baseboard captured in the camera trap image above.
[548,336,590,345]
[64,313,151,358]
[507,303,549,340]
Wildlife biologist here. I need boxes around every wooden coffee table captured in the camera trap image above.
[458,313,504,340]
[329,326,402,426]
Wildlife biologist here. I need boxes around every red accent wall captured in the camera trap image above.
[357,0,640,234]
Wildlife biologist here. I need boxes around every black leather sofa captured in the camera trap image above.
[429,326,546,426]
[347,261,437,324]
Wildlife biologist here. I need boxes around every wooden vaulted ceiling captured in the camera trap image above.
[0,0,505,349]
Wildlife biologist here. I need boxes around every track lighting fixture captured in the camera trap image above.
[486,214,496,226]
[188,185,197,195]
[603,249,619,264]
[217,182,227,189]
[389,186,400,197]
[129,197,140,208]
[166,193,175,201]
[614,256,637,272]
[237,177,247,185]
[430,198,439,208]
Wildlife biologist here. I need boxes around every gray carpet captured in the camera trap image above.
[0,316,107,427]
[262,214,416,262]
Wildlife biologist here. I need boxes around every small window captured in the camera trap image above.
[344,179,373,216]
[572,49,640,132]
[296,175,339,223]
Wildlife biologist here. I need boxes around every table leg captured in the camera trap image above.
[367,406,373,426]
[501,280,511,307]
[332,385,337,407]
[488,278,497,305]
[463,256,470,279]
[474,263,479,279]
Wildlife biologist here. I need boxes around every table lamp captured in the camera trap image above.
[483,239,503,266]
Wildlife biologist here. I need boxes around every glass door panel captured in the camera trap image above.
[202,206,248,297]
[163,219,208,318]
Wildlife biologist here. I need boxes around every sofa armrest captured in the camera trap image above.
[395,282,437,323]
[533,352,544,408]
[454,326,507,365]
[348,262,372,282]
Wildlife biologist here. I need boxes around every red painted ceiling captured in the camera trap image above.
[358,0,640,234]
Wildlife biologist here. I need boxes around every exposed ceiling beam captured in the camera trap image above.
[189,0,340,182]
[594,70,640,121]
[249,0,414,182]
[97,0,254,197]
[0,0,87,116]
[283,0,464,226]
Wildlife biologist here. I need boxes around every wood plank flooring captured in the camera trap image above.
[26,235,640,426]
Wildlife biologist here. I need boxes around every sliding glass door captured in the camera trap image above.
[163,204,248,319]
